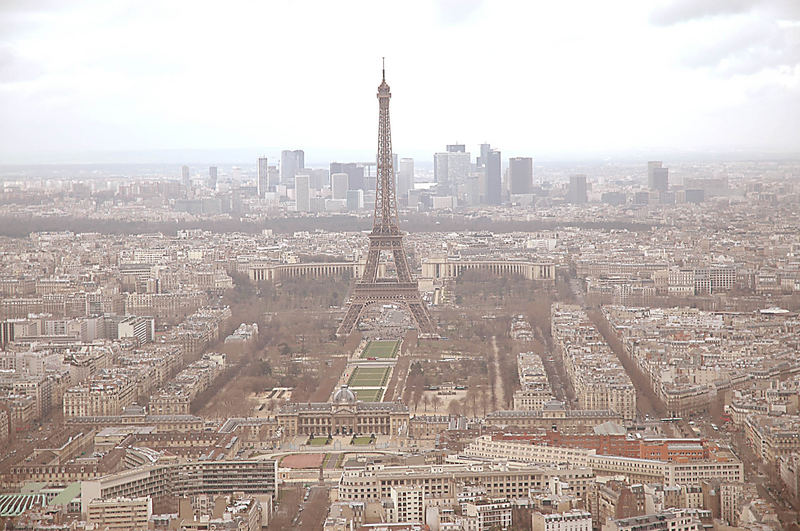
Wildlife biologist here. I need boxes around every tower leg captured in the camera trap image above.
[337,302,365,337]
[407,301,436,335]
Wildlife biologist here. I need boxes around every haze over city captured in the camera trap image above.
[1,0,799,164]
[1,2,800,531]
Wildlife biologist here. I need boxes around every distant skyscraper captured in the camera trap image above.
[647,161,669,192]
[268,165,280,189]
[181,165,190,188]
[346,189,364,211]
[434,145,470,193]
[434,152,449,185]
[331,173,349,200]
[208,166,217,190]
[485,148,501,205]
[477,143,491,168]
[280,150,304,184]
[294,174,310,212]
[568,174,588,204]
[257,157,268,198]
[508,157,533,195]
[397,158,414,203]
[330,162,365,191]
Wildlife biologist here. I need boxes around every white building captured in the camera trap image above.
[295,174,311,212]
[390,485,424,523]
[532,510,592,531]
[462,499,512,530]
[257,157,269,198]
[331,173,349,200]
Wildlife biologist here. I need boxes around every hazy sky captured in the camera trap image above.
[1,0,799,163]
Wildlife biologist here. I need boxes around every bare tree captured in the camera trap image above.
[447,399,462,417]
[412,388,423,413]
[431,394,442,413]
[480,387,491,416]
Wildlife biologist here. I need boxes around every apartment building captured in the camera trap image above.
[552,304,636,420]
[86,497,151,530]
[533,510,592,531]
[338,461,594,504]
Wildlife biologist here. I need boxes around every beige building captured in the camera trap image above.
[277,387,409,436]
[389,486,424,524]
[552,304,637,421]
[86,496,151,530]
[462,499,513,530]
[464,436,742,486]
[63,373,137,418]
[602,508,704,531]
[421,257,556,281]
[338,461,594,504]
[533,510,592,531]
[513,388,556,411]
[484,401,622,432]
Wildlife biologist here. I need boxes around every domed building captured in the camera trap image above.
[276,385,409,437]
[332,385,357,404]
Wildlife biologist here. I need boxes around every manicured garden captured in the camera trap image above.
[348,366,390,387]
[353,387,384,402]
[360,340,400,359]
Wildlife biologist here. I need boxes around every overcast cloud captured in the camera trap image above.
[0,0,798,163]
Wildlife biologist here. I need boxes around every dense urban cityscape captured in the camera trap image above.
[2,2,800,530]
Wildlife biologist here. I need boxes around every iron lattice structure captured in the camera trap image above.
[336,66,437,337]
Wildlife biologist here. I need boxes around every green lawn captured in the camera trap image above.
[352,436,374,445]
[348,366,391,387]
[353,388,384,402]
[361,340,400,359]
[308,437,330,446]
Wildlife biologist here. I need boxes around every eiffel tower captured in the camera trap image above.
[336,63,436,338]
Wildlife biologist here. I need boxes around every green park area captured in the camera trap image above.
[351,436,375,445]
[308,437,330,446]
[353,387,384,402]
[348,366,391,387]
[360,340,400,359]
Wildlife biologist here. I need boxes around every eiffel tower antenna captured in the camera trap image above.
[336,64,437,338]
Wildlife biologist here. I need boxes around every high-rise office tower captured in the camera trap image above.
[434,152,449,185]
[346,189,364,211]
[181,165,190,188]
[508,157,533,195]
[485,148,502,205]
[476,143,501,205]
[463,173,482,206]
[331,173,349,200]
[257,157,268,198]
[268,165,280,189]
[362,162,377,191]
[647,161,669,192]
[330,162,365,191]
[294,150,304,171]
[294,174,310,212]
[434,145,470,193]
[208,166,218,190]
[477,143,491,168]
[568,174,588,204]
[397,158,414,203]
[280,150,304,184]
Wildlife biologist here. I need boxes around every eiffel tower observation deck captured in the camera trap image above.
[336,63,437,338]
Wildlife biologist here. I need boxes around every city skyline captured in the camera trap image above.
[1,1,799,164]
[1,2,800,529]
